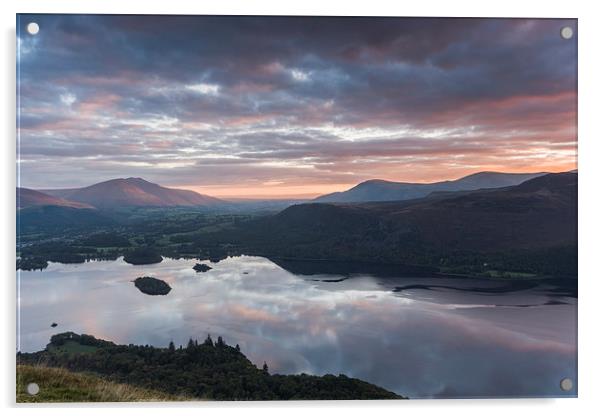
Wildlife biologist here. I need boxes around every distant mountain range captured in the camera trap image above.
[18,171,554,211]
[314,171,548,203]
[22,178,223,210]
[227,172,577,277]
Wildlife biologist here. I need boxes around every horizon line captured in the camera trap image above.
[20,167,577,200]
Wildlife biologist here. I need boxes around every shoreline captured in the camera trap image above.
[17,253,578,281]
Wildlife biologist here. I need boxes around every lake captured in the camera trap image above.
[17,255,577,399]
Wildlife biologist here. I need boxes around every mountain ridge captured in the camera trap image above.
[38,178,223,209]
[314,171,549,203]
[17,188,94,210]
[226,172,577,277]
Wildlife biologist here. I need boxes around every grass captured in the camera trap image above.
[16,365,194,403]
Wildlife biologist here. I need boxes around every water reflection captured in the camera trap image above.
[17,256,577,399]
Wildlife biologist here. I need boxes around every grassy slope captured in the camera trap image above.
[17,365,192,403]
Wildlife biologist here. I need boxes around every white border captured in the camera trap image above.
[2,1,602,415]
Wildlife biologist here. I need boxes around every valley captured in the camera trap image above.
[17,171,578,279]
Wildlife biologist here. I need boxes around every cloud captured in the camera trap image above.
[185,83,221,96]
[16,15,577,195]
[60,92,76,106]
[290,69,310,82]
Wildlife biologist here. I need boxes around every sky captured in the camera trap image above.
[17,15,577,198]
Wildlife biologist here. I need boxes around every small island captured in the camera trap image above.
[134,276,171,296]
[123,248,163,265]
[193,263,212,273]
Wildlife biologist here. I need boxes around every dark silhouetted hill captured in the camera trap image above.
[18,205,115,232]
[227,172,577,277]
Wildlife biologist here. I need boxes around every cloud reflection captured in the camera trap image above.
[18,256,576,398]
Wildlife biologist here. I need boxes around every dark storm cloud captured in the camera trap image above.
[17,15,577,193]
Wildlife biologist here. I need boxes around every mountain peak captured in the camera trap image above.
[101,177,151,185]
[37,178,223,209]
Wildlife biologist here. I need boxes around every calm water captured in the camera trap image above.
[17,256,577,399]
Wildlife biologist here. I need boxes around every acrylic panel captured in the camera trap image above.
[16,15,577,402]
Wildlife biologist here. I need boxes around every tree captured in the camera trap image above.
[203,334,214,347]
[262,362,269,374]
[216,336,225,347]
[168,341,175,352]
[187,338,195,350]
[235,344,240,352]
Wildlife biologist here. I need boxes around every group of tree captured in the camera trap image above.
[17,332,402,400]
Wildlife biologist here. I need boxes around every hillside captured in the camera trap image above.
[17,205,114,233]
[41,178,223,209]
[17,188,93,209]
[217,172,577,278]
[17,332,403,401]
[314,171,546,203]
[17,365,190,403]
[375,171,577,252]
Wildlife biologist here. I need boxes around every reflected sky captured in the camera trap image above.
[17,256,577,399]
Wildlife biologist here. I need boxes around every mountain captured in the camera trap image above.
[17,187,93,209]
[363,171,577,252]
[225,172,577,277]
[17,188,114,233]
[314,171,547,203]
[41,178,223,209]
